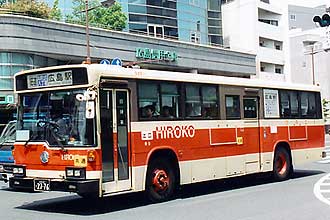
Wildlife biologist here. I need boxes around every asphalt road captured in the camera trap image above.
[0,160,330,220]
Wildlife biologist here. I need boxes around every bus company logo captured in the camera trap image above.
[61,154,75,161]
[155,125,195,140]
[40,151,49,164]
[141,125,196,141]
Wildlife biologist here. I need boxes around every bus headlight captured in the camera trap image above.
[0,165,4,172]
[65,167,86,180]
[66,169,74,177]
[12,166,26,177]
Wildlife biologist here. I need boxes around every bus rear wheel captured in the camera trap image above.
[146,158,176,202]
[273,147,292,181]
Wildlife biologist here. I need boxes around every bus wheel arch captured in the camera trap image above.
[273,142,293,181]
[145,148,180,202]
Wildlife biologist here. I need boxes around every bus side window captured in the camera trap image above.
[280,90,290,119]
[138,82,160,120]
[225,95,240,119]
[301,91,317,119]
[185,84,201,117]
[201,86,219,119]
[289,91,299,118]
[160,83,179,119]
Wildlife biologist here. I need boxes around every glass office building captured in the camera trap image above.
[0,53,58,93]
[44,0,223,45]
[121,0,223,45]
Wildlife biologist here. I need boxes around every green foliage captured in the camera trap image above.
[90,2,127,30]
[65,0,127,31]
[50,0,62,21]
[323,98,330,122]
[1,0,51,19]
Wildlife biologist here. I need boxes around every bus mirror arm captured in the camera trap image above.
[86,101,95,119]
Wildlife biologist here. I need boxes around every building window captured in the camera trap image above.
[222,0,234,4]
[148,25,164,38]
[260,66,265,72]
[259,19,278,26]
[189,0,199,6]
[190,31,201,44]
[290,14,296,21]
[275,68,281,74]
[275,44,281,50]
[197,20,201,32]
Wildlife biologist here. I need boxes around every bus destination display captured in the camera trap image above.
[27,70,73,89]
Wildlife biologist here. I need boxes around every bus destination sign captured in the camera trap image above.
[27,70,73,89]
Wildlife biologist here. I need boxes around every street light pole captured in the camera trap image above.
[84,0,116,64]
[85,0,91,64]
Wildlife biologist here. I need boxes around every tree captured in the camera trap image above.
[90,2,127,30]
[65,0,127,31]
[50,0,62,21]
[1,0,51,19]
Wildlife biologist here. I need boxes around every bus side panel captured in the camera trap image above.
[259,120,324,172]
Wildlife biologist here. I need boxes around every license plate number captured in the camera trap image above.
[34,179,50,191]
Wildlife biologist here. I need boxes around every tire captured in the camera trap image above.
[145,158,176,202]
[273,147,292,181]
[77,193,99,200]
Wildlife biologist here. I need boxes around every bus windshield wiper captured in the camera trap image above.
[35,120,67,151]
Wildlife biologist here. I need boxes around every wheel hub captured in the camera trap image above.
[276,153,287,175]
[152,169,169,192]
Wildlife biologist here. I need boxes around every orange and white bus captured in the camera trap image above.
[10,64,324,202]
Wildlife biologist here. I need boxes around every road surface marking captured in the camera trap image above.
[314,173,330,206]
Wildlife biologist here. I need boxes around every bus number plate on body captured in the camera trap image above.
[34,179,50,191]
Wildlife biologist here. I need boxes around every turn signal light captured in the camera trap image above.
[87,150,96,162]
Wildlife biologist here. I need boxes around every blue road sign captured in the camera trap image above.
[100,59,111,65]
[111,57,122,66]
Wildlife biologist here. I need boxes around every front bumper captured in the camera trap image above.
[9,177,99,195]
[0,173,13,183]
[0,163,14,183]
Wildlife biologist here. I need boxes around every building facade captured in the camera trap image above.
[288,3,330,117]
[0,14,255,129]
[44,0,224,46]
[222,0,290,82]
[289,28,330,122]
[288,5,326,31]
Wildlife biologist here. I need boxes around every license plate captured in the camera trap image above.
[34,179,50,191]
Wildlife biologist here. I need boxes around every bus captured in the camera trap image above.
[9,64,324,202]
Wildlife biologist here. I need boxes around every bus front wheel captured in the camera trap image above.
[145,158,176,202]
[273,147,292,181]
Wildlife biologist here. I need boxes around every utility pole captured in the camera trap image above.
[85,0,91,64]
[84,0,117,64]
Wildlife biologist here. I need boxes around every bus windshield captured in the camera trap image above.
[17,89,96,147]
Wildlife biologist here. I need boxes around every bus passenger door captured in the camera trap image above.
[243,96,260,174]
[100,89,131,194]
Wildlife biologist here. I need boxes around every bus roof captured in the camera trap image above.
[15,64,320,92]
